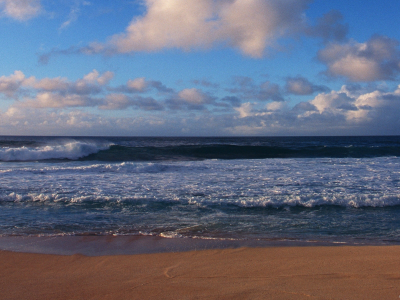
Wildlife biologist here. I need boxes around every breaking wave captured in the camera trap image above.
[1,136,400,162]
[0,141,111,161]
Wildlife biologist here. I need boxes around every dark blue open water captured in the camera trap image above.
[1,136,400,245]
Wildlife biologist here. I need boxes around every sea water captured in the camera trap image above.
[1,136,400,245]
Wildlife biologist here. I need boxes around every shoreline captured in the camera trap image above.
[0,235,397,256]
[1,245,400,299]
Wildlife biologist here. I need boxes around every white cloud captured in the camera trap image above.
[0,70,114,109]
[0,70,170,112]
[99,94,131,110]
[3,69,400,136]
[298,85,400,132]
[82,70,114,85]
[0,0,41,21]
[318,35,400,82]
[178,88,209,105]
[21,92,99,108]
[266,101,286,111]
[28,77,69,91]
[310,91,356,114]
[285,76,328,95]
[132,96,164,111]
[286,77,313,95]
[0,106,171,136]
[106,0,310,58]
[110,78,174,94]
[229,77,284,101]
[0,70,26,97]
[165,88,214,110]
[0,107,109,134]
[230,84,400,135]
[234,102,254,118]
[0,70,113,96]
[127,78,147,92]
[234,100,287,119]
[32,70,113,95]
[99,94,163,111]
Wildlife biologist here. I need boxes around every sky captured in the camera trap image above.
[0,0,400,136]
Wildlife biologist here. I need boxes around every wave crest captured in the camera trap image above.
[0,140,111,161]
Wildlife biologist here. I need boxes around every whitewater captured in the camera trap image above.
[1,136,400,245]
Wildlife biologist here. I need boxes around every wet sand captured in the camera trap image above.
[1,245,400,299]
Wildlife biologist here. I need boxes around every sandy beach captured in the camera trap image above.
[1,246,400,299]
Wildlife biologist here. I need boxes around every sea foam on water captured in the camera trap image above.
[1,136,400,244]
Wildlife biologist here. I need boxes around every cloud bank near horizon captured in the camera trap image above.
[1,69,400,136]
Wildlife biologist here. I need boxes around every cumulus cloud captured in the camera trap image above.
[82,70,113,84]
[132,96,165,111]
[166,88,215,110]
[0,105,180,136]
[310,91,357,113]
[112,0,310,57]
[229,76,284,102]
[0,70,115,109]
[21,92,99,108]
[3,77,400,135]
[4,69,400,136]
[306,10,348,43]
[0,0,41,21]
[295,85,400,135]
[0,107,111,135]
[0,70,214,112]
[229,84,400,135]
[285,76,329,95]
[98,94,131,110]
[258,82,283,101]
[41,0,310,60]
[126,78,147,92]
[38,70,111,94]
[178,88,211,105]
[318,35,400,81]
[0,70,26,97]
[28,77,70,91]
[0,71,71,97]
[99,94,164,111]
[110,77,174,94]
[234,102,254,118]
[0,69,113,97]
[234,100,288,119]
[266,101,287,111]
[292,101,317,112]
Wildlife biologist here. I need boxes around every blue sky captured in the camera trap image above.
[0,0,400,136]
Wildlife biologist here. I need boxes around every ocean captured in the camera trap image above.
[1,136,400,247]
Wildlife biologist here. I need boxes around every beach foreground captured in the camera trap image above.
[1,246,399,299]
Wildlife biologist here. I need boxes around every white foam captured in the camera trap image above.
[1,157,400,208]
[160,232,185,238]
[0,140,110,161]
